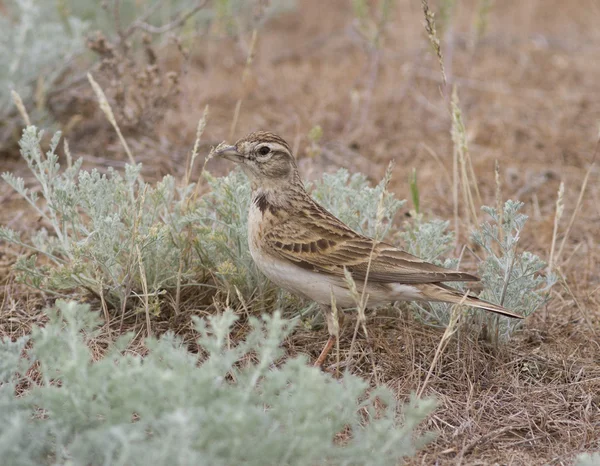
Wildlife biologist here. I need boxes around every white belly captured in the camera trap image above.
[249,241,423,308]
[246,203,423,308]
[250,244,358,307]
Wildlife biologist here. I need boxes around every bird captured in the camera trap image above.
[213,131,523,367]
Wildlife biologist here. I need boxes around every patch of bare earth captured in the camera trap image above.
[1,0,599,464]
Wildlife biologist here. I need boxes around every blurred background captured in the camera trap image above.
[2,0,598,251]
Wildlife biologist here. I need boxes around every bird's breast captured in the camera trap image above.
[247,203,264,253]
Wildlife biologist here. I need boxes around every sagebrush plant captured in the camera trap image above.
[1,127,196,311]
[0,0,87,124]
[403,200,556,341]
[576,452,600,466]
[399,213,461,327]
[398,215,455,264]
[186,169,271,302]
[0,300,434,466]
[310,168,405,239]
[472,201,557,339]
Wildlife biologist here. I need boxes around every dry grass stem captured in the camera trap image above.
[416,293,465,399]
[175,107,211,314]
[421,143,452,186]
[342,162,393,378]
[330,290,341,376]
[174,256,185,316]
[229,29,259,140]
[555,141,598,266]
[132,0,209,35]
[99,278,111,335]
[63,139,73,169]
[11,90,31,126]
[548,181,565,272]
[494,160,503,233]
[557,270,596,337]
[87,73,138,170]
[451,87,480,228]
[135,244,152,338]
[234,286,251,321]
[452,125,460,244]
[421,0,447,86]
[185,104,209,188]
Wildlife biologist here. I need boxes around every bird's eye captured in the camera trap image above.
[257,146,271,156]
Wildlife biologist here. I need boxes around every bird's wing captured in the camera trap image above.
[262,200,479,285]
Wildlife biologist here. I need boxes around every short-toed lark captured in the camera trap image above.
[215,131,523,366]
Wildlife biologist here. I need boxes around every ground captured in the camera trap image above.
[1,0,599,464]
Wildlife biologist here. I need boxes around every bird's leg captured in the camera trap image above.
[313,305,345,368]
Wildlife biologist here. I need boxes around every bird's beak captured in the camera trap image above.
[213,145,243,163]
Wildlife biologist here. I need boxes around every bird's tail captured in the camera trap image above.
[416,283,523,319]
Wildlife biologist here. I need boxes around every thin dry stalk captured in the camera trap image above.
[63,139,73,169]
[492,243,518,346]
[343,162,394,380]
[421,143,452,186]
[461,116,482,209]
[185,105,209,189]
[452,127,459,245]
[451,87,481,228]
[87,73,138,172]
[341,270,379,384]
[175,107,209,314]
[352,0,393,135]
[561,242,583,269]
[421,0,447,86]
[359,161,395,316]
[119,185,148,333]
[229,29,258,140]
[11,90,31,126]
[234,286,251,322]
[460,424,525,458]
[557,270,596,337]
[135,244,152,338]
[548,181,565,272]
[441,7,456,96]
[343,268,365,370]
[10,91,50,172]
[488,159,505,259]
[472,0,493,49]
[555,141,598,265]
[417,292,467,399]
[119,282,132,335]
[122,0,166,40]
[330,290,341,377]
[174,257,185,316]
[99,278,111,330]
[494,160,503,233]
[132,0,209,35]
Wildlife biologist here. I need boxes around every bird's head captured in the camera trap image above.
[214,131,300,190]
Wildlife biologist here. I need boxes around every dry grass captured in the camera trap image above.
[1,0,600,464]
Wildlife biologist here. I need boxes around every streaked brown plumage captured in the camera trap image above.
[214,131,523,366]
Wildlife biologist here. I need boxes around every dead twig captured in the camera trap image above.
[131,0,209,35]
